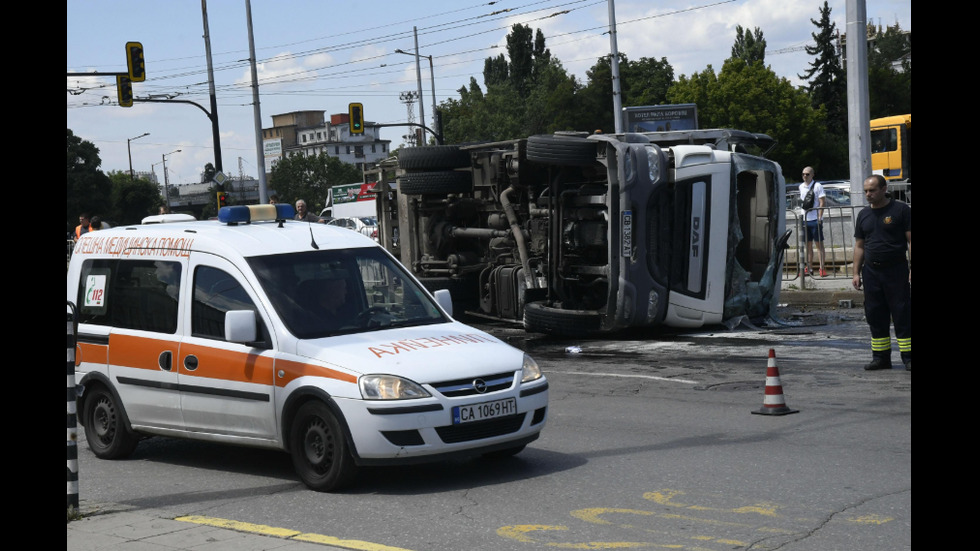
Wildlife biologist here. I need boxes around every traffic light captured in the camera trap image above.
[117,75,133,108]
[217,191,229,208]
[126,42,145,82]
[349,103,364,134]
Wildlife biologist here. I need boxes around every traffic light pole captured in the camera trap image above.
[136,98,223,173]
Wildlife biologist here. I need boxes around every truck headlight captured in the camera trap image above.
[645,145,662,183]
[359,375,431,400]
[521,354,542,383]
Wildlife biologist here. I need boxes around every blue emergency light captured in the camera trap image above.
[218,204,296,224]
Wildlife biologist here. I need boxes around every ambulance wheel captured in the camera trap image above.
[290,401,357,492]
[83,386,139,459]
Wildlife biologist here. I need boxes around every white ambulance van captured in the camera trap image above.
[67,204,548,491]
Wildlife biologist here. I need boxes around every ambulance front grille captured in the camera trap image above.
[435,413,526,443]
[429,371,515,397]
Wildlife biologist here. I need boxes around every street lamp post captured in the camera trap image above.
[128,132,150,180]
[159,149,182,209]
[394,45,438,142]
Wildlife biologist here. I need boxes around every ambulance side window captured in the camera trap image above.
[76,259,181,333]
[192,265,268,344]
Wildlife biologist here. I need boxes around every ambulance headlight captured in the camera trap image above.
[359,375,431,400]
[521,354,542,383]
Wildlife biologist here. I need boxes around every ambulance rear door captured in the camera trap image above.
[80,256,187,432]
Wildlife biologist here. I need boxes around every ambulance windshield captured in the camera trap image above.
[247,247,448,339]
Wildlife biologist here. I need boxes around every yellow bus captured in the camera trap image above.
[870,114,911,181]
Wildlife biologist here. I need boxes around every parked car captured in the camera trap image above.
[328,216,378,241]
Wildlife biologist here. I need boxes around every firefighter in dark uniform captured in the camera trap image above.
[852,175,911,370]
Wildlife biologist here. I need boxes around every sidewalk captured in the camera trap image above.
[67,501,372,551]
[779,272,865,310]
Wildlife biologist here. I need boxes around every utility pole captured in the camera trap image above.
[245,0,267,202]
[607,0,624,133]
[845,0,871,204]
[201,0,223,173]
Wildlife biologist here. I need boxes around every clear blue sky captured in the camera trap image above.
[67,0,910,185]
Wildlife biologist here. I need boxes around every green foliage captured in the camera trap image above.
[579,53,676,133]
[67,129,112,232]
[107,171,164,225]
[668,59,826,177]
[730,26,767,65]
[269,152,363,213]
[867,23,911,118]
[442,25,579,143]
[799,1,848,176]
[800,2,846,137]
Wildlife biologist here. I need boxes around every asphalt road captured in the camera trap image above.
[70,307,911,551]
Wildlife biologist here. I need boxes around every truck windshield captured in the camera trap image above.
[247,247,447,339]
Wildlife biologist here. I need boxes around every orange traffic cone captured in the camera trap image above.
[752,349,799,416]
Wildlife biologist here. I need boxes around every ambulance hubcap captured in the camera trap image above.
[93,397,116,442]
[303,418,335,471]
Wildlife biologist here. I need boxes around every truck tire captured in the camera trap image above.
[398,145,470,171]
[398,171,472,195]
[526,134,597,167]
[523,301,601,337]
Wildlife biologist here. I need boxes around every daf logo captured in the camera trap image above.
[472,378,488,393]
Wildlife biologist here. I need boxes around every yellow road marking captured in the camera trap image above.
[176,515,414,551]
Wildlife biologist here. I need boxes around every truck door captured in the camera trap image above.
[177,253,278,443]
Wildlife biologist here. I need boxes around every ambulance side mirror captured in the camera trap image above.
[225,310,258,343]
[433,289,453,317]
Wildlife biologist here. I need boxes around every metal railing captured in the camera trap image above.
[782,190,910,284]
[783,205,859,283]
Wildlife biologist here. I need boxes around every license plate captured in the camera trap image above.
[453,398,517,424]
[622,210,633,257]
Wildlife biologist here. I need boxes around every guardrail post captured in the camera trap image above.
[67,302,79,512]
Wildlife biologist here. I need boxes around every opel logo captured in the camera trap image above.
[473,378,487,393]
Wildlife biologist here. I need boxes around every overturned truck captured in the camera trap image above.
[376,130,789,336]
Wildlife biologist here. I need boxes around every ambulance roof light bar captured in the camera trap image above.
[218,204,296,225]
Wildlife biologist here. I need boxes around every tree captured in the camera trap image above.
[579,53,675,133]
[108,171,163,225]
[269,152,363,213]
[730,26,766,65]
[667,58,825,175]
[799,1,847,176]
[867,23,911,118]
[67,129,112,233]
[441,24,578,143]
[800,2,846,136]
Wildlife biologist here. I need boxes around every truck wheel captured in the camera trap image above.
[83,386,139,459]
[523,301,601,337]
[289,401,357,492]
[398,171,472,195]
[526,134,597,167]
[398,145,470,171]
